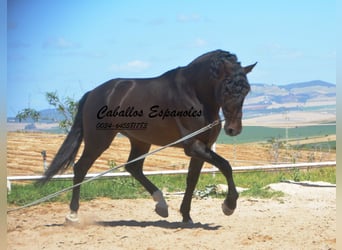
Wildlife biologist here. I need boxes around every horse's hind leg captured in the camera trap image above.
[66,132,115,223]
[126,138,168,218]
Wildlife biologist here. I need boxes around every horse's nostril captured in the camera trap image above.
[225,127,235,135]
[225,126,240,136]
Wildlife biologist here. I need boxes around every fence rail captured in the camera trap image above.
[7,161,336,183]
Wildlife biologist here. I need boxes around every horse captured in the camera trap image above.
[39,49,256,223]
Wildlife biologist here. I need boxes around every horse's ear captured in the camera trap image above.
[244,62,257,74]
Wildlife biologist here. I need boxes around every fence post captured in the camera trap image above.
[41,150,47,171]
[7,179,11,194]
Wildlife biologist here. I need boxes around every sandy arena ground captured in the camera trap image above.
[7,129,336,249]
[7,182,336,250]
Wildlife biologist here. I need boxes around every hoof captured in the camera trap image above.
[152,190,169,218]
[65,211,79,224]
[221,202,235,216]
[182,218,194,224]
[155,204,169,218]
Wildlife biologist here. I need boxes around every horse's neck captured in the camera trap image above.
[180,66,220,116]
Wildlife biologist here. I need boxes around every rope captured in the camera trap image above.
[7,119,223,213]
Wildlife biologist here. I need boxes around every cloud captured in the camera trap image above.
[193,38,207,47]
[324,50,336,59]
[42,37,80,49]
[109,60,150,73]
[177,13,201,23]
[147,17,166,26]
[61,51,104,58]
[125,17,166,26]
[125,17,142,23]
[182,38,208,49]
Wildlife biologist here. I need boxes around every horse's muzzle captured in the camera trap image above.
[224,125,241,136]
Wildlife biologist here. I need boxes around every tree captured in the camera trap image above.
[16,91,78,133]
[16,108,40,122]
[45,91,78,133]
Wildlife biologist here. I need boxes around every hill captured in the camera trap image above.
[244,80,335,121]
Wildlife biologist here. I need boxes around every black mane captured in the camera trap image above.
[189,49,239,66]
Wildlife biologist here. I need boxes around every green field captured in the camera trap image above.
[216,124,336,144]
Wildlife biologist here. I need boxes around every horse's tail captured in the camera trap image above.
[38,91,90,185]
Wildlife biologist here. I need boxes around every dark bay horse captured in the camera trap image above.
[40,49,256,223]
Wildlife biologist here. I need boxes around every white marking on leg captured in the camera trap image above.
[65,211,79,224]
[152,190,169,218]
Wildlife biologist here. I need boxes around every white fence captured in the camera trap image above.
[7,161,336,191]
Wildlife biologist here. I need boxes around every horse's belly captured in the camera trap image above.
[121,122,183,146]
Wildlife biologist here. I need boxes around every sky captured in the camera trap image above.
[7,0,336,117]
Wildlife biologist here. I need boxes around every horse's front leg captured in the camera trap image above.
[180,158,204,223]
[184,140,239,218]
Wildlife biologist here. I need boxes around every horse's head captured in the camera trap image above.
[211,51,256,136]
